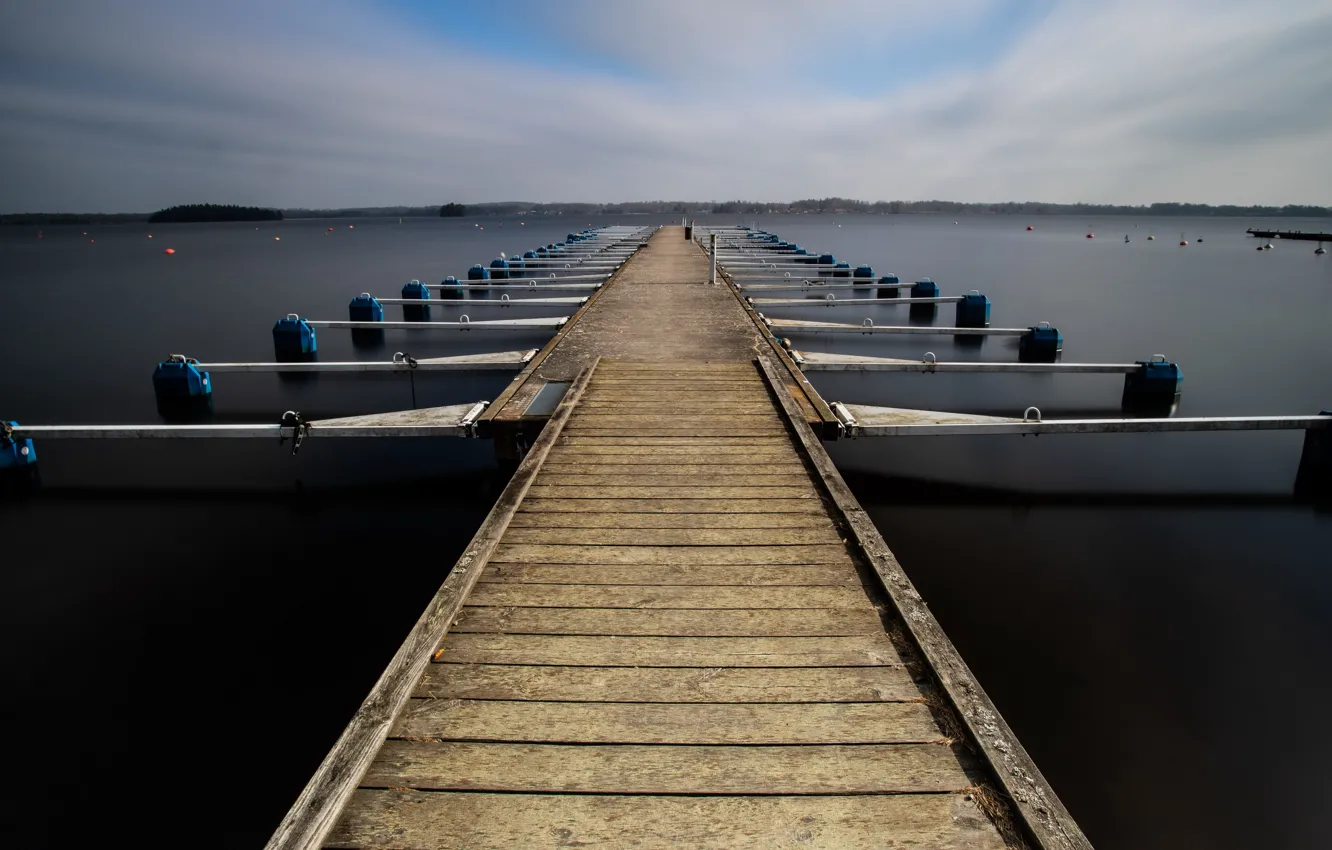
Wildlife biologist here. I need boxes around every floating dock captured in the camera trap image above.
[11,223,1329,848]
[1246,228,1331,241]
[263,228,1089,850]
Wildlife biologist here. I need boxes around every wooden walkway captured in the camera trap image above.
[270,228,1089,850]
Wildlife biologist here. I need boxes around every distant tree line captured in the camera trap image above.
[8,198,1326,226]
[149,204,282,223]
[709,198,1330,217]
[442,199,1332,217]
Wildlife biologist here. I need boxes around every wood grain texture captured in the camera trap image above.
[478,563,857,586]
[450,606,885,636]
[499,526,842,546]
[534,473,813,486]
[524,485,817,499]
[757,354,1089,850]
[491,543,847,565]
[559,439,793,452]
[364,740,975,794]
[264,362,601,850]
[575,407,777,418]
[327,790,1007,850]
[542,454,801,466]
[560,428,788,437]
[465,583,866,609]
[437,633,905,666]
[392,699,943,744]
[414,664,924,702]
[518,498,825,513]
[536,462,807,473]
[507,512,833,529]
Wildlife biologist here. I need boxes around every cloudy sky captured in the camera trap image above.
[2,0,1330,211]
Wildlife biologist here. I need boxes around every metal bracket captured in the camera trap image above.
[458,401,488,437]
[830,402,859,438]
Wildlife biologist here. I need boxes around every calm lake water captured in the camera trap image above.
[2,214,1330,848]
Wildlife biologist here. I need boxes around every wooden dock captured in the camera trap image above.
[1246,228,1330,241]
[268,227,1090,850]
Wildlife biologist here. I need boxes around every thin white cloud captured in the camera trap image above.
[0,0,1329,210]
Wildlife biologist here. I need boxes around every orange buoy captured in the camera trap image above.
[164,248,176,255]
[274,236,281,241]
[1026,225,1033,231]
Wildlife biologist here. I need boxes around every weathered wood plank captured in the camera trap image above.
[518,498,824,513]
[570,413,781,421]
[508,512,834,529]
[557,436,791,446]
[363,740,973,794]
[466,583,866,609]
[451,606,883,637]
[414,664,923,702]
[561,428,788,437]
[500,527,839,546]
[756,354,1090,850]
[540,458,799,474]
[438,634,904,666]
[588,378,766,385]
[538,464,807,475]
[491,543,846,565]
[328,790,1007,850]
[524,486,816,500]
[534,473,812,487]
[263,362,602,850]
[391,699,942,744]
[545,453,800,464]
[480,563,857,586]
[597,363,758,372]
[575,404,781,414]
[578,395,775,403]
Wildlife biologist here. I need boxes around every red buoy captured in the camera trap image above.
[164,248,175,255]
[147,234,153,238]
[1179,240,1188,246]
[1026,225,1033,231]
[1086,233,1094,239]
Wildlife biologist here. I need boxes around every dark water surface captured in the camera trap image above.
[2,214,1331,847]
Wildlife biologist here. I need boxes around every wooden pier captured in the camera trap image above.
[267,228,1090,849]
[1246,228,1331,241]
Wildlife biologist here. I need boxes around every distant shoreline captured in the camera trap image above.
[3,200,1328,226]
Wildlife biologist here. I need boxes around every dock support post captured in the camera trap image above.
[1295,411,1332,501]
[709,233,718,284]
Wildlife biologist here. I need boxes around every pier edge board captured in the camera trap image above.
[262,359,601,850]
[755,353,1092,850]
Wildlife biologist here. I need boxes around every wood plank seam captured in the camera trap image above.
[263,360,602,850]
[755,354,1090,850]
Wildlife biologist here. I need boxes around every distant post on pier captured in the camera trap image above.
[709,232,718,284]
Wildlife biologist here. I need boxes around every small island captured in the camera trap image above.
[148,204,282,223]
[439,203,467,217]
